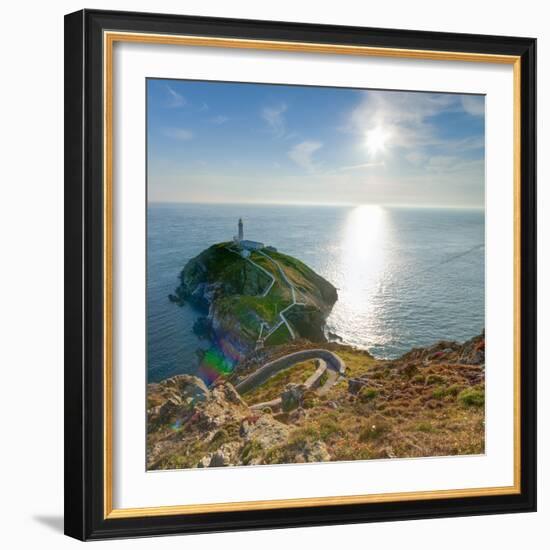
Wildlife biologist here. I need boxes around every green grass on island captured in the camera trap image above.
[173,242,338,350]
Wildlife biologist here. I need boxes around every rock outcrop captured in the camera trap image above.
[148,333,485,470]
[170,242,338,357]
[147,376,295,469]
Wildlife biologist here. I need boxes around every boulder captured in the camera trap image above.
[288,407,306,423]
[197,454,212,468]
[348,377,368,395]
[162,374,210,404]
[208,451,227,467]
[192,382,249,431]
[157,399,181,423]
[295,441,331,463]
[241,415,290,449]
[198,442,241,468]
[212,442,241,467]
[211,382,247,406]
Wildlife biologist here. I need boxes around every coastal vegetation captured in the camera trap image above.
[147,334,485,469]
[241,360,319,404]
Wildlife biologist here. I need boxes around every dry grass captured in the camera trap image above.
[259,344,485,463]
[147,336,485,468]
[242,360,319,405]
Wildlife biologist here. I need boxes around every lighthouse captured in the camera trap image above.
[238,218,244,241]
[233,218,265,254]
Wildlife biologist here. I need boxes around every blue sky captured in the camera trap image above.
[147,79,485,207]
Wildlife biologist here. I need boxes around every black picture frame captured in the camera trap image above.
[64,9,537,541]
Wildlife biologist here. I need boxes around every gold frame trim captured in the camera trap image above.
[103,31,522,519]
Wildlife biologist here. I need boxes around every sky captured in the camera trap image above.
[147,79,485,207]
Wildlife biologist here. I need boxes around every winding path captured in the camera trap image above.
[256,250,305,341]
[226,246,275,297]
[248,359,328,411]
[225,249,346,407]
[226,245,305,344]
[235,348,346,396]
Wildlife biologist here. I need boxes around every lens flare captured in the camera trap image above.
[198,347,233,384]
[365,125,391,156]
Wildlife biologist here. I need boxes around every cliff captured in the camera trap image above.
[170,242,338,359]
[147,333,485,469]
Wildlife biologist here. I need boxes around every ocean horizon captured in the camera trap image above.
[147,202,485,383]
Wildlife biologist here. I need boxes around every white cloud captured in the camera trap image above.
[165,85,186,108]
[340,161,385,171]
[347,89,485,185]
[288,141,323,172]
[163,127,193,140]
[452,135,485,151]
[407,136,483,165]
[349,91,457,152]
[262,103,287,138]
[461,95,485,116]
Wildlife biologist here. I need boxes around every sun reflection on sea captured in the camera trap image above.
[326,204,394,351]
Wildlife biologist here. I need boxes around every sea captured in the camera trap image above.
[147,203,485,383]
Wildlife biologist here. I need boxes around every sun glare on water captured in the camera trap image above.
[326,204,394,349]
[341,204,388,288]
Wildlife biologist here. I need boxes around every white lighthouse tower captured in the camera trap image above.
[238,218,244,241]
[233,218,265,256]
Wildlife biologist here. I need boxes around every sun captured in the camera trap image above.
[365,125,391,156]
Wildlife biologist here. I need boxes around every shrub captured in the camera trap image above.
[432,386,446,399]
[241,440,264,465]
[458,387,485,407]
[446,384,462,397]
[289,426,318,446]
[302,395,319,409]
[336,446,372,461]
[262,445,285,464]
[319,419,341,441]
[426,374,445,385]
[401,364,418,379]
[358,420,390,442]
[432,384,464,400]
[224,420,241,439]
[318,371,329,386]
[359,388,379,402]
[208,429,228,450]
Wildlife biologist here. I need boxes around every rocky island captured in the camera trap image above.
[169,227,338,360]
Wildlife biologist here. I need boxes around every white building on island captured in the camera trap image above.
[238,217,244,241]
[233,218,264,253]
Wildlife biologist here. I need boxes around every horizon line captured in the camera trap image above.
[147,200,485,210]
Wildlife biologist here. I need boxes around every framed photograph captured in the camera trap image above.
[64,9,536,540]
